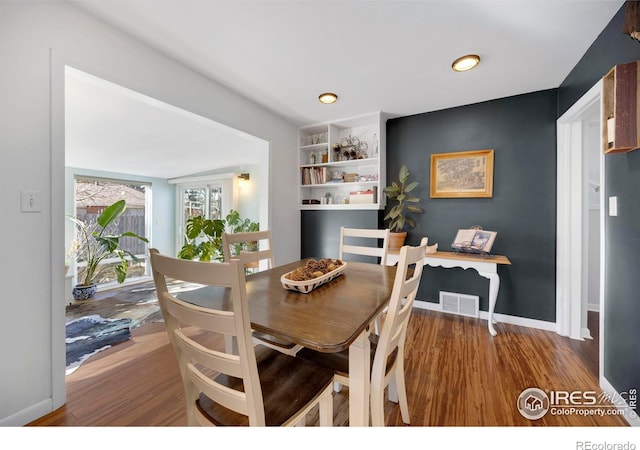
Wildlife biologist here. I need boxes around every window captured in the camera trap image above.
[74,176,151,286]
[173,174,234,252]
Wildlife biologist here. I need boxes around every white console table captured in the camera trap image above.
[386,250,511,336]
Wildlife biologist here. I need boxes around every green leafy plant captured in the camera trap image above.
[177,210,259,261]
[68,200,149,286]
[383,165,423,232]
[225,209,260,234]
[177,215,226,262]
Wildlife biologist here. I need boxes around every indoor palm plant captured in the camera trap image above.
[383,165,423,249]
[68,199,149,300]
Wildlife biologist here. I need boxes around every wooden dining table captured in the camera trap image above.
[177,259,397,426]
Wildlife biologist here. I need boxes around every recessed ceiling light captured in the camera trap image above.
[318,92,338,104]
[452,54,481,72]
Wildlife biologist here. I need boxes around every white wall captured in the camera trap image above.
[0,1,299,425]
[236,164,261,227]
[582,106,601,317]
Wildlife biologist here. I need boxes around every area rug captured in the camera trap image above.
[66,315,132,375]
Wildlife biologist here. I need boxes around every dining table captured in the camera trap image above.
[177,258,397,427]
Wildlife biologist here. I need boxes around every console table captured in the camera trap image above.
[386,250,511,336]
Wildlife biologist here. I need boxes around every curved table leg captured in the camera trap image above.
[478,271,500,336]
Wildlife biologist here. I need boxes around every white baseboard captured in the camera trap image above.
[413,299,556,332]
[0,398,52,426]
[600,376,640,427]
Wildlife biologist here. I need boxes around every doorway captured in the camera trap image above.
[56,63,270,406]
[556,80,605,344]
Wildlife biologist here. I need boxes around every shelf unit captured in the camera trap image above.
[298,112,386,210]
[602,60,640,154]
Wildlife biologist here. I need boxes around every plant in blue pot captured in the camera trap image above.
[68,200,149,300]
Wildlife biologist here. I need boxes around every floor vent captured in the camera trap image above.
[439,291,479,318]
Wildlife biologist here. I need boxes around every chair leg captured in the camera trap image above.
[388,376,399,403]
[393,361,410,424]
[318,384,334,426]
[370,384,385,426]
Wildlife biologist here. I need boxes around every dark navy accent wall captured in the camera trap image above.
[386,90,558,322]
[559,4,640,401]
[301,210,384,261]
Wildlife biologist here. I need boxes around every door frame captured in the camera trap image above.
[556,80,605,341]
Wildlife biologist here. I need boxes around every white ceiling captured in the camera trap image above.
[66,0,625,179]
[65,67,265,179]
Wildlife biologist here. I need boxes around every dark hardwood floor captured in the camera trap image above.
[30,305,626,427]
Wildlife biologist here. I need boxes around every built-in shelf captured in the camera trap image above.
[602,60,640,154]
[298,112,386,209]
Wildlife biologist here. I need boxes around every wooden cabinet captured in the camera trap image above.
[298,112,386,210]
[602,61,640,154]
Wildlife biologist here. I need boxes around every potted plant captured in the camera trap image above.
[225,209,259,252]
[68,199,149,300]
[383,165,423,249]
[177,215,226,262]
[177,210,259,262]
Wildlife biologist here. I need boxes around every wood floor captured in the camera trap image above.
[30,308,627,427]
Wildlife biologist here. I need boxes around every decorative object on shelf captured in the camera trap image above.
[343,173,358,182]
[430,149,494,198]
[340,135,368,159]
[349,189,375,204]
[333,143,342,161]
[602,60,640,153]
[623,1,640,42]
[67,200,149,301]
[383,165,423,249]
[451,226,497,256]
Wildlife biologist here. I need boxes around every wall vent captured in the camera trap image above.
[439,291,479,318]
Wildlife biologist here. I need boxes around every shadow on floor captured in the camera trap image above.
[65,278,164,329]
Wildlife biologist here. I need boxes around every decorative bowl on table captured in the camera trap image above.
[281,258,347,294]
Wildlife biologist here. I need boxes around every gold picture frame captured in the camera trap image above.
[430,149,494,198]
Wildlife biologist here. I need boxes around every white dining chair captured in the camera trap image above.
[149,248,334,426]
[297,237,428,426]
[339,226,391,335]
[221,230,302,356]
[338,226,390,266]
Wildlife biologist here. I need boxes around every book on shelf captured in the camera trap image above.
[301,166,328,185]
[451,228,497,254]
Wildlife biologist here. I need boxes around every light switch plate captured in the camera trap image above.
[21,190,41,213]
[609,196,618,217]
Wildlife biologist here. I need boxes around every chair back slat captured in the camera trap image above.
[338,227,390,265]
[222,230,274,271]
[187,362,250,416]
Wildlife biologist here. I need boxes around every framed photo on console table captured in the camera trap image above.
[430,149,494,198]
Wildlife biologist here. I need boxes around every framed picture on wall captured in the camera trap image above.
[430,149,494,198]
